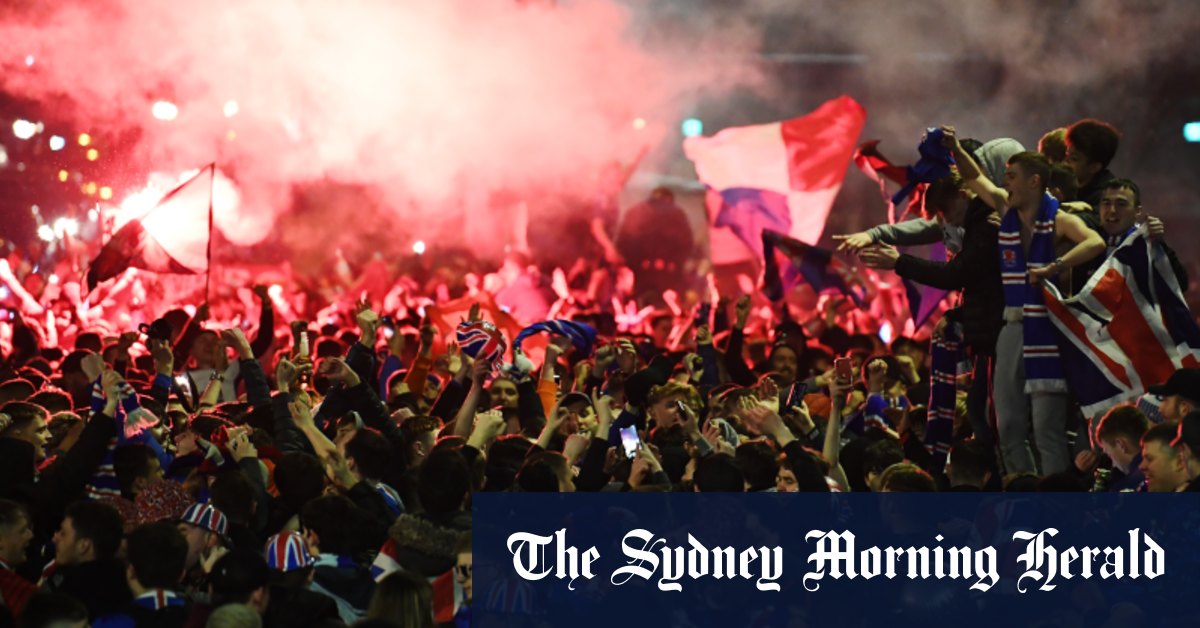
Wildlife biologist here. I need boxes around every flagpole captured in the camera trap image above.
[205,163,215,302]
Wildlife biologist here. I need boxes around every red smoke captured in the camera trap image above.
[0,0,752,251]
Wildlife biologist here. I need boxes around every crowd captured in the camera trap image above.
[0,115,1198,628]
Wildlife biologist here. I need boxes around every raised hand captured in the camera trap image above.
[221,328,253,360]
[734,295,751,329]
[319,357,360,387]
[859,244,900,270]
[287,400,316,431]
[226,426,258,462]
[695,324,712,346]
[252,284,270,300]
[277,359,301,392]
[81,352,107,381]
[833,232,875,254]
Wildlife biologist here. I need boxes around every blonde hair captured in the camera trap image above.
[646,382,701,412]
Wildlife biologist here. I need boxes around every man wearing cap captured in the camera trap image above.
[1172,411,1200,492]
[260,531,341,628]
[176,503,229,598]
[1149,368,1200,424]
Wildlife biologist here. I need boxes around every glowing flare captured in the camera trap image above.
[37,225,54,241]
[78,133,91,146]
[151,100,179,121]
[99,186,113,200]
[412,240,426,255]
[57,169,69,182]
[86,148,99,161]
[12,119,37,140]
[632,117,646,130]
[223,100,239,117]
[49,135,66,151]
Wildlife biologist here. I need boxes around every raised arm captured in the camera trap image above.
[452,357,490,438]
[942,126,1008,212]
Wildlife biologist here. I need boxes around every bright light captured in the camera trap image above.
[78,133,91,146]
[412,240,426,255]
[681,117,703,138]
[36,225,54,241]
[57,169,69,182]
[48,135,65,151]
[99,186,113,200]
[1185,122,1200,143]
[86,148,99,161]
[48,274,59,285]
[267,284,283,299]
[88,208,99,221]
[24,55,34,67]
[30,205,39,215]
[878,320,894,345]
[83,182,97,196]
[632,117,647,130]
[54,218,79,238]
[0,145,7,167]
[12,119,37,140]
[223,100,239,118]
[226,130,237,141]
[151,100,178,121]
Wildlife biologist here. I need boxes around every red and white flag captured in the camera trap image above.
[86,164,214,291]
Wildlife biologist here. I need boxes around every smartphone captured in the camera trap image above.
[784,381,809,409]
[834,357,853,384]
[696,302,712,327]
[619,426,640,460]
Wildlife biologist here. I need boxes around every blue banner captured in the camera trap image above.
[473,493,1200,627]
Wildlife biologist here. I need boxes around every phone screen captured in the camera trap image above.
[619,426,640,460]
[785,381,808,408]
[835,357,853,383]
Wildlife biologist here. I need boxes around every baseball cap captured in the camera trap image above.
[1171,410,1200,452]
[264,531,315,572]
[179,503,228,537]
[1147,368,1200,400]
[560,392,592,411]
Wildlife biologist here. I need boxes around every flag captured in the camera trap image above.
[513,320,597,358]
[685,96,866,258]
[456,320,508,363]
[86,164,214,291]
[425,293,523,347]
[761,229,865,306]
[852,139,912,224]
[902,241,952,329]
[1043,225,1200,417]
[853,130,955,225]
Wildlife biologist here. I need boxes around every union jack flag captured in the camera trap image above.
[1043,225,1200,417]
[456,320,507,363]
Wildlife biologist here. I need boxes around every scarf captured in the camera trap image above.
[1107,225,1137,251]
[998,192,1066,393]
[924,317,963,473]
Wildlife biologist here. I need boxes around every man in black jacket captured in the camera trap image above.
[42,500,132,622]
[858,174,1003,450]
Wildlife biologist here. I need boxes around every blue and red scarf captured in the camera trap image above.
[998,192,1067,393]
[924,318,963,472]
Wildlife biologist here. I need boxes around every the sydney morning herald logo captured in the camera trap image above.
[506,527,1164,593]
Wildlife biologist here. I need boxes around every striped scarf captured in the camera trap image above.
[998,192,1066,392]
[1107,225,1136,251]
[924,317,963,472]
